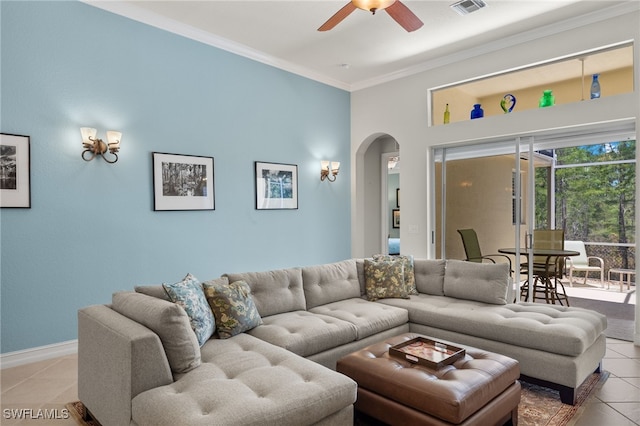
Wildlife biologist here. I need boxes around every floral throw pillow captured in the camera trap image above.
[163,274,216,346]
[203,279,263,339]
[364,258,408,301]
[373,254,417,295]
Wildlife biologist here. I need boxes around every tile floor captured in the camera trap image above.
[1,339,639,425]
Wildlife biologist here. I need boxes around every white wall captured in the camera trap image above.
[350,5,640,344]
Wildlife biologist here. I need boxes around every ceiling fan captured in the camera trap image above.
[318,0,424,32]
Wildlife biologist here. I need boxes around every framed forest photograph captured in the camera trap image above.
[0,133,31,208]
[152,152,215,211]
[255,161,298,210]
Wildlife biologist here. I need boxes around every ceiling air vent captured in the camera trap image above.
[450,0,487,15]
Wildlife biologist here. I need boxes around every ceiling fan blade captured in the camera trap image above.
[386,1,424,32]
[318,2,357,31]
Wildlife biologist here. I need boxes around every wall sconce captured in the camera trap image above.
[80,127,122,163]
[320,161,340,182]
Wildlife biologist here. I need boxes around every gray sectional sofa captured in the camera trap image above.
[77,258,607,426]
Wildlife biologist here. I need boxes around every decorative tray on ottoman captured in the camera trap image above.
[389,337,466,369]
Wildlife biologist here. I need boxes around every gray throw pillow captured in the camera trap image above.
[443,260,510,305]
[111,292,201,374]
[134,285,170,301]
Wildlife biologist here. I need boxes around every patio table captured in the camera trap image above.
[498,248,579,305]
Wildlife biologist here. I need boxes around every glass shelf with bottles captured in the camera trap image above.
[431,43,633,126]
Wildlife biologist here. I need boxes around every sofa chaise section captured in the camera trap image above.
[132,333,356,426]
[79,290,357,426]
[377,259,607,404]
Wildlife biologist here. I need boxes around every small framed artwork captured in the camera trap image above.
[0,133,31,208]
[396,188,400,208]
[152,152,215,211]
[255,161,298,210]
[392,209,400,228]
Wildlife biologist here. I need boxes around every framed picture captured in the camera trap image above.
[152,152,215,211]
[1,133,31,208]
[396,188,400,208]
[255,161,298,210]
[392,209,400,228]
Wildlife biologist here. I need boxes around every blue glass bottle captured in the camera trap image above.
[470,104,484,119]
[590,74,601,99]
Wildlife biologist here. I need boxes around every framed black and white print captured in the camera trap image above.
[255,161,298,210]
[152,152,214,211]
[0,133,31,208]
[392,209,400,228]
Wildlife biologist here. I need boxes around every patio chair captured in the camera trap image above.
[520,229,570,306]
[564,240,604,287]
[457,229,512,270]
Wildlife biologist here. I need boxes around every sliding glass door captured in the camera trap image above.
[431,121,635,303]
[433,137,534,299]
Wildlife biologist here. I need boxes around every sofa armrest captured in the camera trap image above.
[78,305,173,426]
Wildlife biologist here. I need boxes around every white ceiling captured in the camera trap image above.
[88,1,635,91]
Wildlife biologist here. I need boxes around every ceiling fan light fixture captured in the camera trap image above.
[450,0,487,16]
[352,0,396,13]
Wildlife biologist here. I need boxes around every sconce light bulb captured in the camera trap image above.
[80,127,97,145]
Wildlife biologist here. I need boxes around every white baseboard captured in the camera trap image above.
[0,340,78,369]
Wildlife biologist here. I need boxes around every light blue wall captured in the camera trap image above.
[0,1,351,353]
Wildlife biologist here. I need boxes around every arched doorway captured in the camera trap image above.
[352,133,400,258]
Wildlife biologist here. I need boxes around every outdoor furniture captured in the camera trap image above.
[337,333,521,426]
[457,229,512,270]
[607,268,636,292]
[564,240,604,287]
[500,232,578,306]
[522,229,570,305]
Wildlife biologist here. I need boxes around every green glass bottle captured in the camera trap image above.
[443,104,450,124]
[539,90,555,108]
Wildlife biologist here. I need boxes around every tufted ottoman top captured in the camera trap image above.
[337,333,520,424]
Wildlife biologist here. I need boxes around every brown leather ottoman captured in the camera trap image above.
[337,333,521,426]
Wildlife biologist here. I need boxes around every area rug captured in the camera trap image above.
[65,401,101,426]
[67,373,605,426]
[518,371,607,426]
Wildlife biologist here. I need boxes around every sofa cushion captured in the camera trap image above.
[247,311,357,357]
[131,333,357,426]
[377,295,606,356]
[364,258,408,301]
[414,259,446,296]
[223,267,306,317]
[444,260,510,305]
[111,291,201,374]
[302,259,361,309]
[309,298,408,340]
[203,279,262,338]
[163,274,216,346]
[373,254,418,295]
[134,285,170,301]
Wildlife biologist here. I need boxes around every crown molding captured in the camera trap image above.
[83,1,638,93]
[350,1,640,91]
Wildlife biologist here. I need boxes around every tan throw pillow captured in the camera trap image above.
[373,254,417,295]
[203,279,263,339]
[364,258,408,301]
